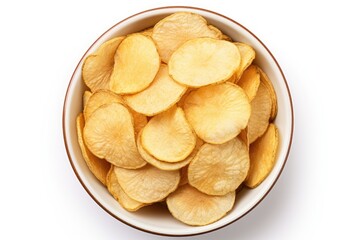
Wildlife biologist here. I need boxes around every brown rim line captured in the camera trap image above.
[62,6,294,237]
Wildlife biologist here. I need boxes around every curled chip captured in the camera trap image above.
[83,91,92,109]
[236,65,261,102]
[166,184,235,226]
[82,36,124,92]
[110,34,160,94]
[248,81,272,144]
[169,38,240,87]
[83,102,146,169]
[184,82,251,144]
[152,12,221,63]
[114,165,180,203]
[233,42,256,81]
[258,67,278,121]
[106,166,147,211]
[141,107,196,162]
[245,124,279,188]
[188,138,250,196]
[76,113,110,185]
[124,64,187,116]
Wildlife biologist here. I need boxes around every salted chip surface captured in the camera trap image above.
[152,12,221,63]
[258,67,278,121]
[110,34,160,94]
[106,166,146,211]
[83,102,146,169]
[236,65,260,102]
[233,42,256,81]
[114,165,180,203]
[188,138,250,196]
[166,184,235,226]
[124,64,187,116]
[169,38,240,87]
[82,36,124,92]
[248,81,272,144]
[184,82,251,144]
[141,107,196,162]
[245,124,279,188]
[76,113,110,185]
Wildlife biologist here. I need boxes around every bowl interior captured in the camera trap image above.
[63,6,293,236]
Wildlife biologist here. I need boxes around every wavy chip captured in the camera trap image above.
[141,107,196,162]
[169,38,240,87]
[188,138,250,196]
[233,42,256,82]
[110,34,160,94]
[166,184,235,226]
[245,123,279,188]
[184,82,251,144]
[236,65,260,101]
[83,102,146,169]
[152,12,221,63]
[258,67,278,121]
[124,64,187,116]
[76,113,111,185]
[82,36,124,92]
[114,165,180,203]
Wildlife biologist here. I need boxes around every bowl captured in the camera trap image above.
[63,6,294,236]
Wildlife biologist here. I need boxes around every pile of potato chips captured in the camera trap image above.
[76,12,279,226]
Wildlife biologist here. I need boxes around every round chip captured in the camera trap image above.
[236,65,261,102]
[76,113,111,185]
[124,64,187,116]
[184,82,251,144]
[258,67,278,121]
[169,38,240,87]
[110,34,160,94]
[82,36,124,92]
[188,138,250,196]
[233,42,256,82]
[141,107,196,162]
[166,184,235,226]
[114,165,180,203]
[83,102,146,169]
[245,123,279,188]
[152,12,221,63]
[106,166,147,211]
[82,90,92,109]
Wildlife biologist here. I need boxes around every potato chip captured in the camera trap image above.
[188,138,250,196]
[114,165,180,203]
[236,65,260,101]
[83,102,146,169]
[141,107,196,162]
[207,25,223,39]
[258,67,278,121]
[184,82,251,144]
[76,113,111,185]
[166,184,235,226]
[238,127,249,150]
[82,36,124,92]
[152,12,221,63]
[248,81,272,144]
[124,64,187,116]
[233,42,256,81]
[110,34,160,94]
[83,90,92,109]
[169,38,240,87]
[221,34,232,41]
[106,166,147,211]
[245,123,279,188]
[140,27,153,37]
[179,166,189,186]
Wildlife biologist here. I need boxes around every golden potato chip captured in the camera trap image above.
[221,34,232,41]
[233,42,256,81]
[114,165,180,203]
[83,102,146,169]
[184,82,251,144]
[141,107,196,162]
[258,67,278,121]
[152,12,221,63]
[83,91,92,109]
[166,184,235,226]
[188,138,250,196]
[76,113,111,185]
[248,82,272,144]
[106,166,147,211]
[110,34,160,94]
[236,65,260,101]
[238,127,249,150]
[245,123,279,188]
[169,38,240,87]
[179,166,189,186]
[207,25,223,39]
[140,27,153,36]
[82,36,124,92]
[124,64,187,116]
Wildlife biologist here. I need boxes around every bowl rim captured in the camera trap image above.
[62,5,294,237]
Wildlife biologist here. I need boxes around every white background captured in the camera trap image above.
[1,0,359,239]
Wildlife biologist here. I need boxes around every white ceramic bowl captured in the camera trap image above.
[63,6,294,236]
